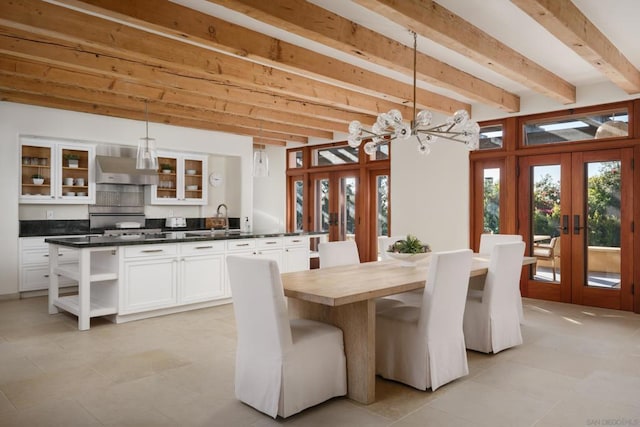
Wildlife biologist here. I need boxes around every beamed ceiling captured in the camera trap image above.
[0,0,639,147]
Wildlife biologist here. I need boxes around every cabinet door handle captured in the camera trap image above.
[265,241,277,245]
[195,246,213,249]
[291,239,301,243]
[141,249,164,253]
[237,243,250,247]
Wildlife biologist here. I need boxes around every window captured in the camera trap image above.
[312,144,359,166]
[479,125,503,150]
[524,109,628,146]
[288,150,304,169]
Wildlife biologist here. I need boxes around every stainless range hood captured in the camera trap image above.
[95,155,159,185]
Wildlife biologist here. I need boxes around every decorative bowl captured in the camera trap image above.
[186,185,198,191]
[386,251,431,267]
[65,191,76,196]
[186,169,197,175]
[32,178,44,185]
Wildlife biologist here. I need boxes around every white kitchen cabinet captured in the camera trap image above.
[20,136,95,204]
[283,235,310,273]
[20,236,80,291]
[120,245,179,314]
[149,151,208,205]
[254,237,284,269]
[120,241,228,314]
[179,241,225,304]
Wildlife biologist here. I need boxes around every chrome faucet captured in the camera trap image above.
[216,203,229,231]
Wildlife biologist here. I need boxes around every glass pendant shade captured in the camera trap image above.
[136,101,158,170]
[253,149,269,177]
[136,136,158,170]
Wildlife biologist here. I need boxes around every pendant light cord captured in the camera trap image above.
[412,31,417,127]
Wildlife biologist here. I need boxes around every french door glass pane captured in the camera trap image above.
[376,175,389,258]
[483,168,500,233]
[585,161,621,289]
[294,179,304,232]
[532,165,561,283]
[315,178,330,232]
[339,177,356,241]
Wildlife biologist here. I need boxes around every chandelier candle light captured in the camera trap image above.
[136,100,159,170]
[347,32,480,155]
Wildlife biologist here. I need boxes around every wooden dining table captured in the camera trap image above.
[280,253,537,404]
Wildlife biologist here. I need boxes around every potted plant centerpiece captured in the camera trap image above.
[387,234,431,266]
[31,174,44,185]
[160,163,173,174]
[64,153,80,168]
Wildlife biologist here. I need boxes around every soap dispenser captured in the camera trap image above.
[243,217,251,233]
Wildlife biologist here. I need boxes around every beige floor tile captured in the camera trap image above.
[471,360,578,404]
[393,405,494,427]
[78,374,197,425]
[574,370,640,409]
[428,381,554,427]
[92,348,191,384]
[0,389,16,416]
[0,355,45,386]
[2,365,111,409]
[533,394,640,427]
[278,398,390,427]
[0,398,100,427]
[352,376,441,421]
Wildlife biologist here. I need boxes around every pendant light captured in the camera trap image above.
[136,101,159,170]
[253,122,269,177]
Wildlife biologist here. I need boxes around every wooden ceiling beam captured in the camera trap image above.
[207,0,520,112]
[0,89,304,144]
[0,55,345,133]
[0,72,322,140]
[512,0,640,94]
[253,138,286,147]
[52,0,469,115]
[354,0,575,104]
[0,29,374,125]
[0,0,414,118]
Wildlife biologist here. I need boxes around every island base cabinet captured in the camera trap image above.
[120,258,177,314]
[180,254,225,304]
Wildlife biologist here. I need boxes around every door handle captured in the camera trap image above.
[573,214,583,234]
[562,215,569,234]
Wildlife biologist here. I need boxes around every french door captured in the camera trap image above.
[518,149,634,310]
[310,171,359,244]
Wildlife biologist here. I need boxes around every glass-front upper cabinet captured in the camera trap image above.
[20,136,95,204]
[150,151,208,205]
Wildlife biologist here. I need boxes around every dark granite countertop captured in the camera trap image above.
[45,231,327,248]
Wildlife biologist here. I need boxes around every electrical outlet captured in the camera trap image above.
[168,210,174,217]
[46,210,54,219]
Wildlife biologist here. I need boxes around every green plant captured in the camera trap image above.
[388,234,430,254]
[63,153,80,161]
[31,174,44,179]
[160,163,173,170]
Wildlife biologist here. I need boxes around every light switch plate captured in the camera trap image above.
[46,210,54,219]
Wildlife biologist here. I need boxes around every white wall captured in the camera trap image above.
[252,145,286,233]
[0,102,255,297]
[390,138,470,252]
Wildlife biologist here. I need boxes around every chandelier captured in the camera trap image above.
[347,32,480,156]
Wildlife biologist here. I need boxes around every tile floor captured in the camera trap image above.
[0,296,639,426]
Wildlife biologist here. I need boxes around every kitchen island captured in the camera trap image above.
[46,231,323,330]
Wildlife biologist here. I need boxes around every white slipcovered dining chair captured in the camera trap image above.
[478,233,522,255]
[477,233,525,321]
[226,256,347,418]
[463,241,525,354]
[318,240,360,268]
[375,249,473,391]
